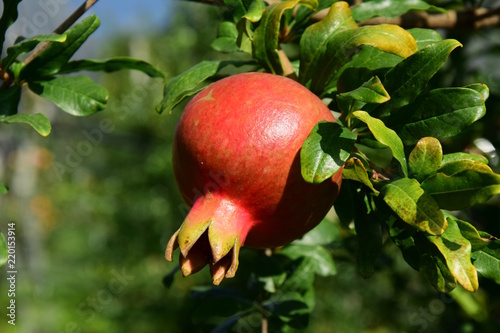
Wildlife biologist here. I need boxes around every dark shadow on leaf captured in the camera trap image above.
[317,121,355,168]
[442,238,461,251]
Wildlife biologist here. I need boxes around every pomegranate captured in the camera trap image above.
[166,72,342,285]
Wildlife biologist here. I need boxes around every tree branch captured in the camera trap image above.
[23,0,100,66]
[312,6,500,30]
[278,49,297,80]
[192,0,500,30]
[262,315,268,333]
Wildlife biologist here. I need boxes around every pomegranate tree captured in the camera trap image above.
[165,72,342,285]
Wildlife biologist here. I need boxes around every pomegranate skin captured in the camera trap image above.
[167,72,342,284]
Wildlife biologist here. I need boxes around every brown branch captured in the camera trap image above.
[186,0,500,30]
[23,0,100,66]
[366,7,500,30]
[278,49,297,80]
[262,315,268,333]
[312,6,500,30]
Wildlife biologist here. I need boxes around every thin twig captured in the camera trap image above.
[278,49,298,81]
[23,0,99,66]
[262,315,268,333]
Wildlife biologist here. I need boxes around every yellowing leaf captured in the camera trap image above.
[381,178,447,235]
[343,158,379,195]
[427,218,479,292]
[299,1,417,94]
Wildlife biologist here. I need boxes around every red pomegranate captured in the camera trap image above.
[166,72,342,285]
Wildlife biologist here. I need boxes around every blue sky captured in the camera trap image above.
[2,0,176,58]
[90,0,175,35]
[5,0,174,47]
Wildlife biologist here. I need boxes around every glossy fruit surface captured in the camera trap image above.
[166,72,342,284]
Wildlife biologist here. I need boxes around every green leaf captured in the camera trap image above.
[211,314,246,333]
[234,0,265,54]
[28,76,108,117]
[299,2,357,88]
[339,45,405,76]
[396,88,486,145]
[293,218,340,246]
[0,182,8,195]
[338,76,390,104]
[381,178,447,235]
[337,76,390,114]
[0,0,22,50]
[236,19,254,54]
[421,161,500,210]
[325,46,405,97]
[336,67,373,94]
[448,287,487,322]
[387,218,420,270]
[19,15,100,79]
[280,257,316,294]
[252,254,287,293]
[471,239,500,284]
[407,28,443,50]
[313,27,417,95]
[446,213,489,252]
[223,0,248,22]
[353,111,408,177]
[0,113,51,136]
[212,37,241,53]
[300,121,356,184]
[333,180,356,226]
[426,217,478,292]
[224,0,264,22]
[212,21,240,53]
[327,22,418,62]
[279,245,336,277]
[420,250,457,293]
[253,0,299,74]
[2,33,67,70]
[355,206,382,278]
[376,39,462,116]
[409,137,443,182]
[300,2,417,94]
[441,152,489,166]
[266,291,311,327]
[155,60,250,115]
[343,158,379,195]
[58,57,165,78]
[437,159,492,176]
[355,139,393,169]
[465,83,489,102]
[351,0,445,22]
[218,21,239,39]
[0,232,7,268]
[242,0,265,22]
[0,85,21,116]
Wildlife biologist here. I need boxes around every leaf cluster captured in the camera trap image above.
[0,0,167,193]
[167,219,338,332]
[160,0,500,297]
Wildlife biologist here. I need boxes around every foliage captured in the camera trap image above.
[1,0,500,332]
[157,0,500,331]
[0,0,167,265]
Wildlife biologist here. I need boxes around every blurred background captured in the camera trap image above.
[0,0,499,332]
